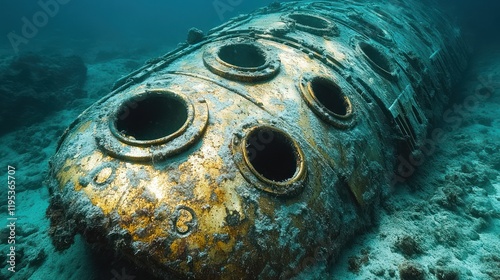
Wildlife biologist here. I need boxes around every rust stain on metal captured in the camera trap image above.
[46,1,469,279]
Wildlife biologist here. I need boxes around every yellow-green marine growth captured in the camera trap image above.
[47,0,469,279]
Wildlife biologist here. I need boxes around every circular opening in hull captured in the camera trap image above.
[289,14,329,29]
[114,93,188,142]
[244,127,300,183]
[218,43,267,68]
[310,77,352,117]
[285,13,338,36]
[359,42,393,75]
[203,39,280,82]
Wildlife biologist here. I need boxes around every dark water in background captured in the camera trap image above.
[0,0,499,56]
[0,0,282,55]
[445,0,500,45]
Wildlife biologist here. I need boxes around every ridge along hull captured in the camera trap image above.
[47,1,469,279]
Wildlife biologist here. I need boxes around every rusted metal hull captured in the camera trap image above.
[47,0,469,279]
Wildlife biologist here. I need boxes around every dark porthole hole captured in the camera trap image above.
[218,43,267,68]
[115,93,188,141]
[289,14,329,29]
[310,77,351,117]
[245,128,299,182]
[359,42,393,74]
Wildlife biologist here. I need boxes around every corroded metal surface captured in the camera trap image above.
[47,0,469,279]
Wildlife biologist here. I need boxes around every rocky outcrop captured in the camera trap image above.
[0,53,87,135]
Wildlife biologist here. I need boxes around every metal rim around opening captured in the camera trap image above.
[110,91,193,146]
[95,89,209,162]
[203,38,281,82]
[357,41,397,80]
[231,125,307,196]
[284,12,340,36]
[299,74,356,129]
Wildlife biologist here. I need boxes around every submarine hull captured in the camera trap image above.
[47,0,469,279]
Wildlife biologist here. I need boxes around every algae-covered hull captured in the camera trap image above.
[47,1,469,279]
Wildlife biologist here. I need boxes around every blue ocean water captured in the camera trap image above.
[1,0,283,55]
[0,0,499,279]
[0,0,499,55]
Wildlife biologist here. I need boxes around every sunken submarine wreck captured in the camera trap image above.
[47,0,469,279]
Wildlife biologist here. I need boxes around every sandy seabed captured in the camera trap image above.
[0,41,498,279]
